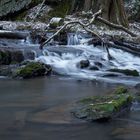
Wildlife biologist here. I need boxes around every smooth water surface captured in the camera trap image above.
[0,77,140,140]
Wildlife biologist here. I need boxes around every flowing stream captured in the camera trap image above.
[1,32,140,140]
[36,33,140,85]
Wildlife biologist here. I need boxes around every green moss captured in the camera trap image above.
[73,93,133,121]
[16,62,46,79]
[114,86,128,94]
[108,69,139,76]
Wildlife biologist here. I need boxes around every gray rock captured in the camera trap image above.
[0,0,41,19]
[89,66,99,71]
[78,60,90,69]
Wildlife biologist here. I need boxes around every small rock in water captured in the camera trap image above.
[94,62,103,68]
[78,60,90,69]
[89,66,99,71]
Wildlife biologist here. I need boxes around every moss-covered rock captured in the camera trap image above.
[72,87,133,122]
[108,69,139,76]
[15,62,52,79]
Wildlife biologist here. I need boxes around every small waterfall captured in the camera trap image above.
[67,33,80,45]
[36,43,140,84]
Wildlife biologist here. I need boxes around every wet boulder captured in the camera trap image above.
[15,62,52,79]
[108,69,139,76]
[78,60,90,69]
[72,87,133,122]
[94,62,103,68]
[89,66,99,71]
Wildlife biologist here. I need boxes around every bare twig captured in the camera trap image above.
[96,17,137,37]
[85,9,102,26]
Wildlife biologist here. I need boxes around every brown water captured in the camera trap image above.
[0,76,140,140]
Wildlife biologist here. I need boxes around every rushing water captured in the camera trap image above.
[36,43,140,85]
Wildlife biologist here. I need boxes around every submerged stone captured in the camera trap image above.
[108,69,139,76]
[72,88,133,122]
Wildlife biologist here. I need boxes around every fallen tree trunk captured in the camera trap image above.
[0,30,28,39]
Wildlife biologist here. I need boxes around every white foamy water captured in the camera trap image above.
[35,44,140,84]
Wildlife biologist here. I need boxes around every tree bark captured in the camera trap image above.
[91,0,128,27]
[72,0,128,28]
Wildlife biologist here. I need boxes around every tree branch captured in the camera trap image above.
[40,10,103,49]
[32,0,46,22]
[96,17,137,37]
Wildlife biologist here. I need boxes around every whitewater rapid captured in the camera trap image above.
[36,43,140,85]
